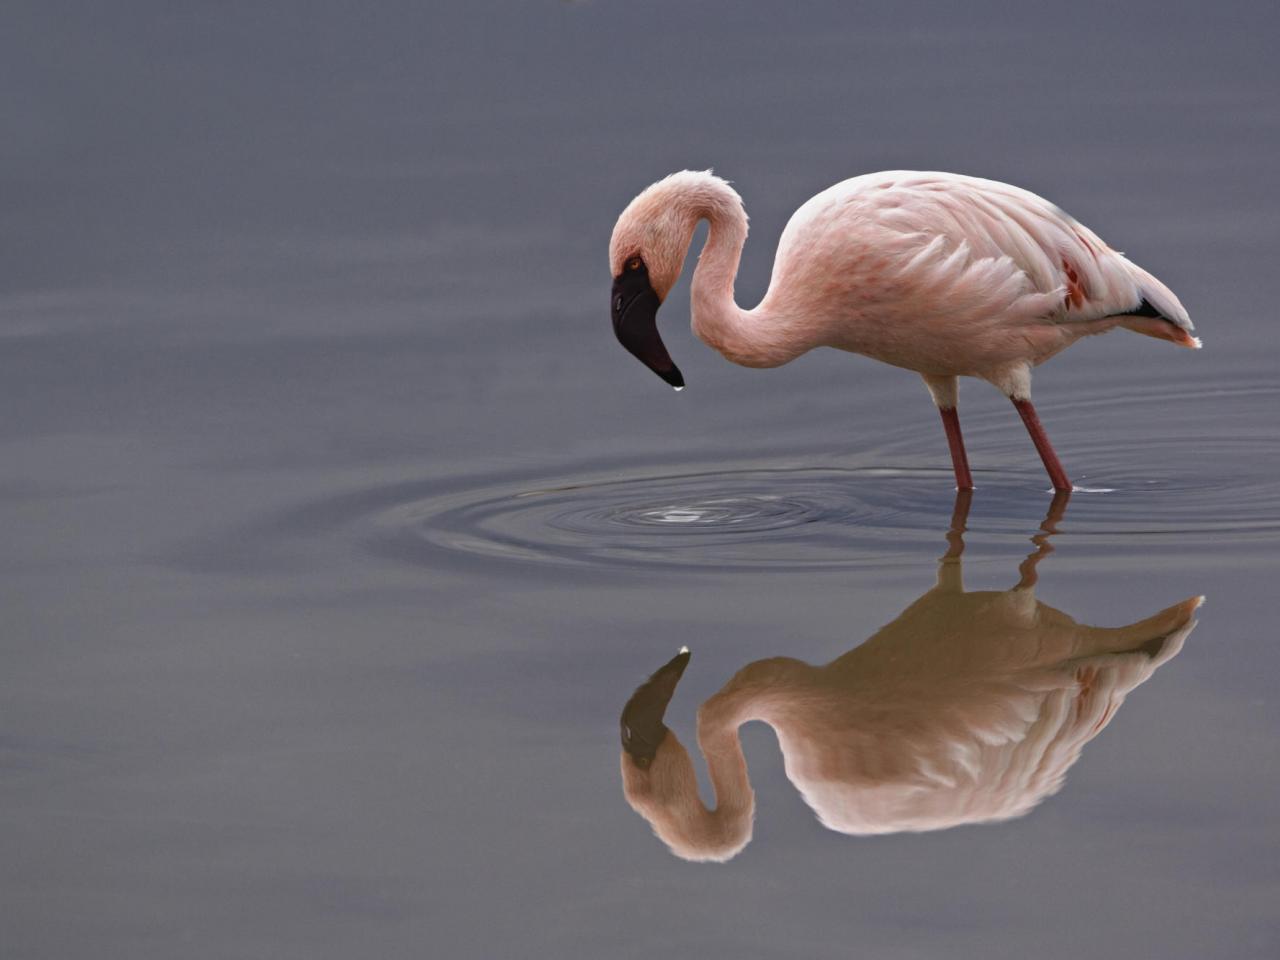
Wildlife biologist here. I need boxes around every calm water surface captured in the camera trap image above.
[3,2,1278,958]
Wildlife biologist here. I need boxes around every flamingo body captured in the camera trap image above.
[763,171,1196,377]
[609,170,1198,490]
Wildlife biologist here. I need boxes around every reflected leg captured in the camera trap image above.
[943,488,973,561]
[937,489,973,591]
[1016,490,1071,587]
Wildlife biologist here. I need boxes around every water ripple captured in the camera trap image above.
[234,379,1280,575]
[366,450,1280,573]
[371,465,949,571]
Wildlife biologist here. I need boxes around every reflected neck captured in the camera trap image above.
[655,718,754,862]
[700,726,753,818]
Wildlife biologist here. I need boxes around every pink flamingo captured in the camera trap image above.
[609,171,1198,491]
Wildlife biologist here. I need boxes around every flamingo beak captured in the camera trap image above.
[612,263,685,390]
[620,648,691,769]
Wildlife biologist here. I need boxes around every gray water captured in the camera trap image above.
[3,2,1278,957]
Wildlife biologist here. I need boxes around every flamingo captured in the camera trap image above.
[618,495,1202,862]
[609,171,1198,491]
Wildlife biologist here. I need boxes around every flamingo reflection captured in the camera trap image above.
[619,494,1201,862]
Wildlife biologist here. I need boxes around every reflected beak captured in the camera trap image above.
[620,648,691,768]
[612,265,684,389]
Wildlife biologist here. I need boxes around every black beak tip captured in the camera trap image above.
[612,265,683,391]
[659,365,685,390]
[642,648,691,689]
[662,647,691,674]
[620,648,692,763]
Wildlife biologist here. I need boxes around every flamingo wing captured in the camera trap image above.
[897,174,1188,310]
[788,172,1197,352]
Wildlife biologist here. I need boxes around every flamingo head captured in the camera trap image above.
[619,647,752,862]
[609,179,702,390]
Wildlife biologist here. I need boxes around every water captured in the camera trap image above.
[3,2,1279,958]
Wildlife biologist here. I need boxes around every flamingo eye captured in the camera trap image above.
[627,258,643,271]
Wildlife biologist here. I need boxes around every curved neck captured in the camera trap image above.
[684,190,804,369]
[690,197,747,327]
[687,196,764,366]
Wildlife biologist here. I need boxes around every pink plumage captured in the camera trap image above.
[609,170,1198,491]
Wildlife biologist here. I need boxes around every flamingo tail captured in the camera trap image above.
[1114,261,1201,350]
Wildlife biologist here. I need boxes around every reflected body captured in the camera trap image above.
[619,496,1201,861]
[609,171,1199,491]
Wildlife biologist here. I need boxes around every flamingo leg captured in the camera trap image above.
[937,407,974,491]
[1012,398,1072,492]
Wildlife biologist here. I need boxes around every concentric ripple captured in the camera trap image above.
[235,379,1280,575]
[369,465,964,571]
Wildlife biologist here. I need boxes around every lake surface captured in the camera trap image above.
[3,2,1278,957]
